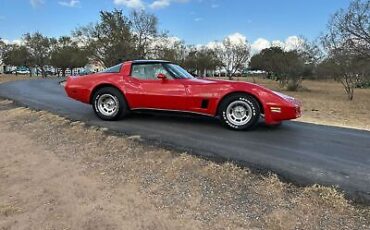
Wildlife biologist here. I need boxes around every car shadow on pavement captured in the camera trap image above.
[125,110,286,132]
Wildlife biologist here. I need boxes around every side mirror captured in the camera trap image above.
[157,73,167,80]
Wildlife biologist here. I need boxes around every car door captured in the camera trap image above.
[124,63,188,111]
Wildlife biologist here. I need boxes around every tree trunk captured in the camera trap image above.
[41,67,46,78]
[228,72,233,80]
[28,67,32,77]
[345,86,354,100]
[341,74,355,100]
[251,75,256,83]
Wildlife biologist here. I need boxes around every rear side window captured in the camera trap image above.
[131,63,173,80]
[100,63,122,73]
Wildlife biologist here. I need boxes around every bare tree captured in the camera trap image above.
[329,0,370,57]
[218,37,250,80]
[321,0,370,99]
[317,50,369,100]
[130,10,160,58]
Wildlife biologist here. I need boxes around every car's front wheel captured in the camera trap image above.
[219,94,260,130]
[92,87,129,121]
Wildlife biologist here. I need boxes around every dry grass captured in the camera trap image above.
[0,74,40,83]
[0,99,369,229]
[217,77,370,131]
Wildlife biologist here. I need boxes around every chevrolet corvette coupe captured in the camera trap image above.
[65,60,301,130]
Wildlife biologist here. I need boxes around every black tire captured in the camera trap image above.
[92,87,129,121]
[218,94,260,130]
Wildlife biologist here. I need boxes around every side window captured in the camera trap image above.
[131,64,173,80]
[100,63,122,73]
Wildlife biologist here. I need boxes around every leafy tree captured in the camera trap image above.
[0,39,6,65]
[3,44,33,76]
[196,48,223,76]
[74,9,138,67]
[182,47,222,76]
[23,32,54,77]
[249,47,306,91]
[50,36,89,76]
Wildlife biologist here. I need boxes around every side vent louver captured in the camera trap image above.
[201,99,209,109]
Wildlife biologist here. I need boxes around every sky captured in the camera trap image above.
[0,0,351,49]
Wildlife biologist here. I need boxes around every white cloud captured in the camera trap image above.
[150,0,170,9]
[250,36,305,54]
[203,33,305,56]
[149,0,190,10]
[271,40,285,48]
[251,38,271,54]
[113,0,145,9]
[283,36,305,51]
[150,36,181,50]
[58,0,80,7]
[114,0,190,9]
[30,0,45,8]
[3,39,23,45]
[226,32,247,45]
[194,17,203,22]
[205,41,220,49]
[205,33,247,49]
[211,4,219,8]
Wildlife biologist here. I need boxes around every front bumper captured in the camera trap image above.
[264,93,301,125]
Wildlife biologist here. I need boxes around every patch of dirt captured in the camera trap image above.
[0,99,369,229]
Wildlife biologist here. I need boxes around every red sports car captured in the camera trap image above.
[65,60,301,130]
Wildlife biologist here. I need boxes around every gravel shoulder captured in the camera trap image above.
[0,100,369,230]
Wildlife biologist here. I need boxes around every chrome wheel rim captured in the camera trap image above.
[97,94,119,117]
[226,100,252,126]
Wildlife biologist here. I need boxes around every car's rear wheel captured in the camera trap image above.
[219,94,260,130]
[92,87,129,121]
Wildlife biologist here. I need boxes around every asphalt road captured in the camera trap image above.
[1,79,370,203]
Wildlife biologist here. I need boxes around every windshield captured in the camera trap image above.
[164,63,195,79]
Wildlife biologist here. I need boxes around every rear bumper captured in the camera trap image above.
[64,76,91,104]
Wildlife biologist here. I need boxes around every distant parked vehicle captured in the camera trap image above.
[78,69,96,76]
[13,67,31,75]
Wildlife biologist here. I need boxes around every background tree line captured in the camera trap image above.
[0,0,369,100]
[0,9,249,79]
